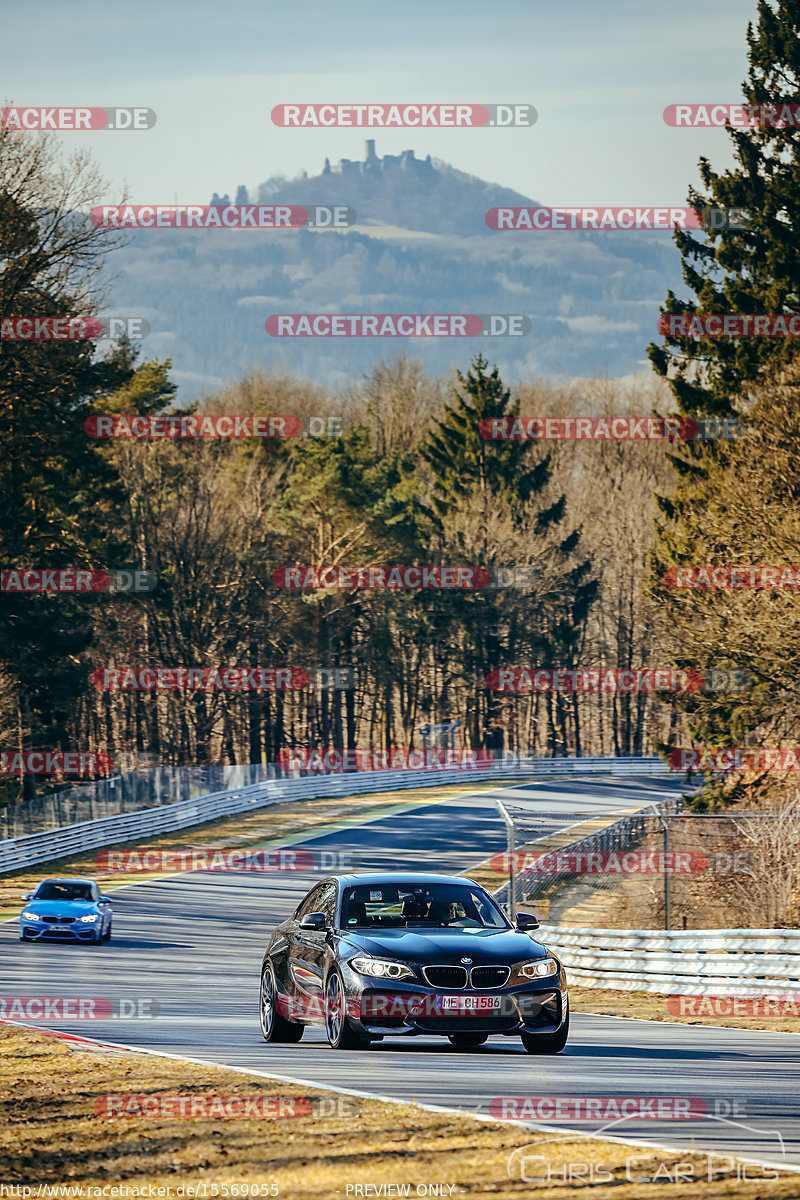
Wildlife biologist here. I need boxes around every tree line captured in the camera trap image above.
[4,0,800,819]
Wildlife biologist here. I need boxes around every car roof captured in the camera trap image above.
[334,872,476,887]
[39,877,96,886]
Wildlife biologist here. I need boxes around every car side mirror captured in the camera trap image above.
[516,913,540,931]
[99,896,112,904]
[21,893,32,901]
[299,912,327,930]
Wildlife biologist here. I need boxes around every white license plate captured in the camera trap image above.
[438,995,502,1012]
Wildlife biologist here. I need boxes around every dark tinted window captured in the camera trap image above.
[35,881,94,902]
[341,882,508,929]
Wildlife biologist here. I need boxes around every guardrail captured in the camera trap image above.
[0,755,673,874]
[537,924,800,995]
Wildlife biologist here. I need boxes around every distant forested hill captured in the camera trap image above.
[105,151,684,398]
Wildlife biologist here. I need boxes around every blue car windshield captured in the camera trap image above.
[341,883,509,929]
[35,882,94,902]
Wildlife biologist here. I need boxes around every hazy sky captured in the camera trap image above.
[3,0,760,206]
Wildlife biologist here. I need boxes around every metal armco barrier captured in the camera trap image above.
[538,924,800,996]
[0,755,672,874]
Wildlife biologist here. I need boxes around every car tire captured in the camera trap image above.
[324,968,369,1050]
[521,1011,569,1054]
[447,1032,488,1048]
[260,964,303,1043]
[102,920,112,942]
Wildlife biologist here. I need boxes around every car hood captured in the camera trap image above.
[339,926,549,964]
[25,900,99,916]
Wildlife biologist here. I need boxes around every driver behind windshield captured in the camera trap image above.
[36,882,93,902]
[428,900,459,924]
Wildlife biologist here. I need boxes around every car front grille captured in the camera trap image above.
[422,965,468,989]
[470,966,510,989]
[41,916,76,924]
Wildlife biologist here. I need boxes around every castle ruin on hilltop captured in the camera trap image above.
[322,139,433,177]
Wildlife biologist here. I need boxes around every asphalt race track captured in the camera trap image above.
[3,775,800,1172]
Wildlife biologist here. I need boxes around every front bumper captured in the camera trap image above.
[342,967,568,1037]
[20,920,100,941]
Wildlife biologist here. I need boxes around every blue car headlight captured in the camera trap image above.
[78,914,101,923]
[22,911,42,921]
[514,957,559,981]
[351,957,415,980]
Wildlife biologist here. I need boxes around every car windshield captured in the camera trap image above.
[34,882,94,902]
[341,882,509,930]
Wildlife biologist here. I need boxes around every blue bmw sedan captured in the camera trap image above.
[19,877,113,944]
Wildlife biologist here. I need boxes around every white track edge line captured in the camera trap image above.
[2,1017,798,1177]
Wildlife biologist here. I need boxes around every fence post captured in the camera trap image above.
[494,798,516,921]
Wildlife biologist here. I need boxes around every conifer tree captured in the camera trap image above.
[421,356,596,753]
[648,2,800,771]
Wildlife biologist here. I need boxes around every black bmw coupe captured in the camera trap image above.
[259,872,568,1052]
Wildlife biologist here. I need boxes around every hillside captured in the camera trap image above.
[105,145,684,397]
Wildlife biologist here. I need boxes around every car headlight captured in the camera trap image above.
[516,957,559,980]
[22,911,41,921]
[350,957,415,980]
[78,914,100,923]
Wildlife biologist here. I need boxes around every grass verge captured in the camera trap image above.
[570,985,800,1034]
[1,1023,798,1197]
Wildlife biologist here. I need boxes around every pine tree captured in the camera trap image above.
[647,2,800,773]
[0,130,148,799]
[649,0,800,417]
[421,356,597,754]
